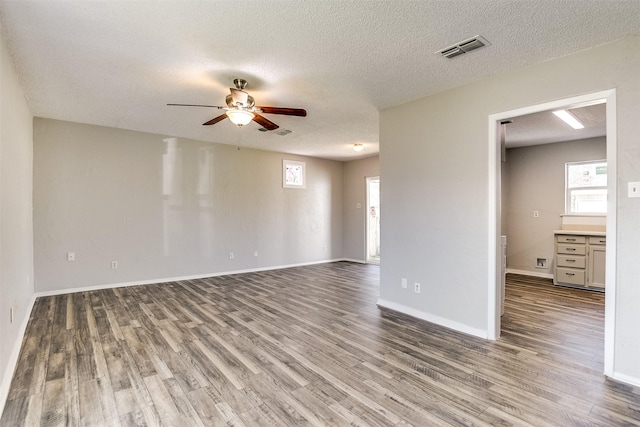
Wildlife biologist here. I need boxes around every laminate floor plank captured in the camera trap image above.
[3,264,640,426]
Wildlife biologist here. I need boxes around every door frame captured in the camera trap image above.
[366,176,380,264]
[487,89,617,377]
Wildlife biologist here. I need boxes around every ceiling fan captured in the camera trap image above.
[168,78,307,131]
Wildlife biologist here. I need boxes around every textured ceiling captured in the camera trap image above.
[1,1,639,160]
[505,103,607,149]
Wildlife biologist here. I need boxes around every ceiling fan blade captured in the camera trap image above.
[167,103,225,108]
[257,106,307,117]
[203,114,228,126]
[252,114,279,130]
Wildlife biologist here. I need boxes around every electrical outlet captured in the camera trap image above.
[401,278,407,289]
[229,252,234,260]
[111,261,118,269]
[629,182,640,198]
[254,251,258,257]
[414,282,421,294]
[533,210,540,218]
[67,252,75,261]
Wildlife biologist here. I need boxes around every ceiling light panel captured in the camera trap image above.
[553,110,585,129]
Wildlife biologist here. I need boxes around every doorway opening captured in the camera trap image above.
[366,176,380,264]
[488,89,617,377]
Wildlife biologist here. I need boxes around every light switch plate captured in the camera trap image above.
[629,182,640,198]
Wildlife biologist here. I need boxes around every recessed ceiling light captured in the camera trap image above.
[553,110,584,129]
[353,143,364,152]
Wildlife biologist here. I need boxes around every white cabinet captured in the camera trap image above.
[554,232,605,290]
[588,236,606,289]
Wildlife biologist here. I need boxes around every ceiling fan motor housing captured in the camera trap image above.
[227,88,255,109]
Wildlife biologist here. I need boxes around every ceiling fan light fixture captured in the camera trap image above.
[226,109,254,126]
[353,143,364,152]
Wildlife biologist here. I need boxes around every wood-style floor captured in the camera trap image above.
[2,263,639,426]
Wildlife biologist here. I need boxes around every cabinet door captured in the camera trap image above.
[589,247,606,288]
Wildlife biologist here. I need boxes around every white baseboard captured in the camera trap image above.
[610,371,640,388]
[341,258,367,264]
[0,293,37,419]
[506,268,554,279]
[35,258,352,297]
[376,298,488,339]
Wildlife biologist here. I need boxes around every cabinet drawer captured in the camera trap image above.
[557,235,586,244]
[557,255,586,269]
[556,268,586,286]
[589,236,606,245]
[556,244,586,255]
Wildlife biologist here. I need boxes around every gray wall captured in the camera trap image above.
[380,35,640,383]
[33,119,344,292]
[343,156,380,261]
[505,137,606,275]
[0,30,34,409]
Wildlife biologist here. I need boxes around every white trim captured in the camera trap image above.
[342,258,367,264]
[487,118,500,340]
[377,299,488,339]
[34,258,352,297]
[603,90,617,378]
[488,89,617,377]
[0,294,37,419]
[610,371,640,388]
[506,268,554,279]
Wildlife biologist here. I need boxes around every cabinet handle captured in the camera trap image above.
[565,273,575,276]
[566,238,576,241]
[599,240,606,243]
[566,248,576,251]
[566,259,576,262]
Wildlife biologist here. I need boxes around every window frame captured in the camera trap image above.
[283,159,306,189]
[565,159,607,215]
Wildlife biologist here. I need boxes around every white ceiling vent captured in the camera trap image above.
[257,128,292,135]
[438,35,490,59]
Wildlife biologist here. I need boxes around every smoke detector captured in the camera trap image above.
[437,35,490,59]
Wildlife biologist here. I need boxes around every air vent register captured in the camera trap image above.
[438,35,490,59]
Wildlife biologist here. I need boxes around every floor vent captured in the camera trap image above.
[438,35,490,59]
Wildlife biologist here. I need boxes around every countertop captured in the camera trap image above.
[554,230,606,237]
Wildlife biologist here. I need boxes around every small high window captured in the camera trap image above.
[283,160,306,189]
[566,160,607,214]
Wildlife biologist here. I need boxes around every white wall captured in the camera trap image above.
[343,156,380,261]
[380,35,640,384]
[0,29,34,413]
[505,137,606,276]
[33,119,344,292]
